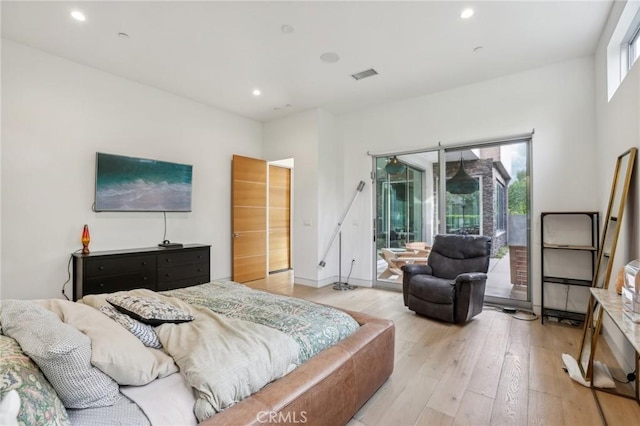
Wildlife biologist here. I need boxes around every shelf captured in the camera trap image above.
[540,211,599,326]
[542,308,586,323]
[541,211,599,215]
[542,276,593,286]
[542,243,597,251]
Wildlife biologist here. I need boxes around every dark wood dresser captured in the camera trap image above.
[72,244,210,301]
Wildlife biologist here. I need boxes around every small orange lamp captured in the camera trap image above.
[81,224,91,254]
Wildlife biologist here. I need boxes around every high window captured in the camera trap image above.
[629,23,640,70]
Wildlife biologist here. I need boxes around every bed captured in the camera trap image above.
[0,280,395,425]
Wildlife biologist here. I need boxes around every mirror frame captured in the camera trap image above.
[577,147,637,380]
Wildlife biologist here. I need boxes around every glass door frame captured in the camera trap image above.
[371,133,533,310]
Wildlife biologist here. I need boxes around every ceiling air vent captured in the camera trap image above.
[351,68,378,81]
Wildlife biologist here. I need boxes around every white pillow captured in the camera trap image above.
[0,300,120,409]
[35,299,177,386]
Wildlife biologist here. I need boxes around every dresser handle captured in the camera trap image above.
[166,259,172,263]
[99,283,104,287]
[142,261,147,266]
[143,277,148,281]
[165,273,171,277]
[99,266,105,271]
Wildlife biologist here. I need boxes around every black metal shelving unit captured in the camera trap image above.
[540,212,599,324]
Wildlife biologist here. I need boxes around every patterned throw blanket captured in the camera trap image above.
[162,281,360,363]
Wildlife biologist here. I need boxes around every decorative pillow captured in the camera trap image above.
[0,335,70,425]
[99,305,162,349]
[34,299,177,386]
[0,300,120,409]
[106,295,194,326]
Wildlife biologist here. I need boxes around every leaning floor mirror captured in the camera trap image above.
[577,147,637,381]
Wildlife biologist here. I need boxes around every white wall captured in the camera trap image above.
[1,40,263,299]
[594,1,640,372]
[317,109,343,284]
[339,56,600,309]
[262,110,322,285]
[262,108,343,287]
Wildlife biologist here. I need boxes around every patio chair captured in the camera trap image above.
[379,248,428,282]
[405,241,431,258]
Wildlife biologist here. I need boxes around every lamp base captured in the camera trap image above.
[333,282,356,291]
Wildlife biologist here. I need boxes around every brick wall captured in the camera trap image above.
[509,245,528,286]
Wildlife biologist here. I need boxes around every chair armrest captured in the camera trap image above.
[456,272,488,283]
[401,264,432,275]
[401,264,433,307]
[454,272,488,323]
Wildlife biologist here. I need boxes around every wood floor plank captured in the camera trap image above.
[451,390,494,426]
[556,365,603,426]
[425,319,491,416]
[489,318,530,425]
[529,345,563,397]
[527,390,564,426]
[467,314,511,398]
[596,390,640,425]
[373,371,439,426]
[414,406,454,426]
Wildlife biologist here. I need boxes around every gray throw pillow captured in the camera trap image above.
[0,300,120,409]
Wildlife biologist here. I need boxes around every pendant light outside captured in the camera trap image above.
[446,157,478,194]
[385,155,406,174]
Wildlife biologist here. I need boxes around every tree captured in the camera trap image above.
[508,170,527,214]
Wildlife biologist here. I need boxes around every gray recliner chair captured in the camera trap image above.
[401,234,492,323]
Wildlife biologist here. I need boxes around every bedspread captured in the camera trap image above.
[82,289,300,422]
[155,303,299,421]
[162,281,360,363]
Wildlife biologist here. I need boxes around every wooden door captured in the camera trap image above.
[269,165,291,272]
[232,155,267,282]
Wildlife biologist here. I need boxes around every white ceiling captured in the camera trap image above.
[1,1,613,123]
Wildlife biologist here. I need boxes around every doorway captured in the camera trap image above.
[232,155,293,283]
[373,136,532,308]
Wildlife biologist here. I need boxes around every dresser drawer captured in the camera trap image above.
[157,263,210,284]
[86,255,156,277]
[157,248,209,267]
[85,272,156,296]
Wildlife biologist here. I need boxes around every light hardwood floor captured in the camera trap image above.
[246,271,640,426]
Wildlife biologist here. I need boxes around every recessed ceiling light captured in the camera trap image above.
[70,10,86,21]
[320,52,340,63]
[281,24,294,34]
[252,89,261,96]
[460,8,474,19]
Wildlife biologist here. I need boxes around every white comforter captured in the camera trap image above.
[83,289,300,422]
[155,302,299,421]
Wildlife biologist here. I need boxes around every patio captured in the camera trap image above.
[376,251,527,301]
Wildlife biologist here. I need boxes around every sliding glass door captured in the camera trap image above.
[374,152,437,290]
[373,137,532,308]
